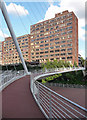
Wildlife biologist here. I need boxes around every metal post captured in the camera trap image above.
[49,92,52,119]
[38,82,40,103]
[0,0,28,75]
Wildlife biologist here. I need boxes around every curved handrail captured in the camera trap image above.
[30,67,87,119]
[0,70,29,91]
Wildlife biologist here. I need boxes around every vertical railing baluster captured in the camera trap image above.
[49,91,52,119]
[38,82,40,104]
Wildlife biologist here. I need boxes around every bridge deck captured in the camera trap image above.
[2,75,45,118]
[48,86,85,108]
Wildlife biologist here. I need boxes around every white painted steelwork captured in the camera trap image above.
[0,0,28,74]
[30,67,87,119]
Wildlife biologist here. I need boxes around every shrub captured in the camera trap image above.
[42,79,47,84]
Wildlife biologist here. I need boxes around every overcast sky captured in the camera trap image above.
[0,0,86,58]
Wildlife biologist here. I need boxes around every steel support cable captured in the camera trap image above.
[11,3,29,34]
[10,2,29,71]
[0,0,29,74]
[24,3,40,24]
[39,2,46,17]
[18,1,33,25]
[34,3,44,20]
[24,2,48,25]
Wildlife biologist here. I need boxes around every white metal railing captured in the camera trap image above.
[30,67,87,119]
[0,70,26,91]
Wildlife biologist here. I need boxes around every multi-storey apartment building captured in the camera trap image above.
[30,10,78,65]
[2,34,30,65]
[0,41,2,65]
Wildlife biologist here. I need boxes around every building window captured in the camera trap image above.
[45,47,49,50]
[55,38,59,40]
[45,55,48,57]
[50,54,54,57]
[41,41,44,43]
[40,52,44,54]
[67,52,72,55]
[40,48,44,50]
[36,49,39,51]
[55,50,60,52]
[36,28,39,30]
[67,22,72,26]
[67,39,72,42]
[61,41,66,43]
[45,40,49,42]
[50,50,54,53]
[45,44,49,46]
[40,56,43,58]
[36,42,39,44]
[46,29,49,31]
[40,30,44,33]
[55,54,59,56]
[67,35,72,38]
[50,39,54,41]
[40,26,44,29]
[61,49,66,51]
[55,42,60,44]
[45,51,48,53]
[55,46,60,48]
[31,53,34,55]
[40,45,44,47]
[67,31,72,34]
[36,56,39,58]
[62,57,66,59]
[45,36,49,39]
[67,44,72,47]
[56,26,58,29]
[50,43,54,45]
[61,45,66,47]
[50,58,54,60]
[50,47,54,49]
[61,53,66,56]
[67,56,72,59]
[36,52,39,55]
[50,27,53,30]
[31,39,35,42]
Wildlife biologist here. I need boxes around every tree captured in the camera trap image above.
[52,59,58,68]
[74,61,78,67]
[81,57,85,67]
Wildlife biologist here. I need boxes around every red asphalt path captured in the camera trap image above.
[48,86,86,108]
[2,75,45,118]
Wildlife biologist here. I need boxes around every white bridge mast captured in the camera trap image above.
[0,0,29,74]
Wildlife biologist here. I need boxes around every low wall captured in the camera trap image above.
[44,83,86,89]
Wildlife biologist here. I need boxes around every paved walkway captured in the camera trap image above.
[48,86,86,108]
[2,75,45,118]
